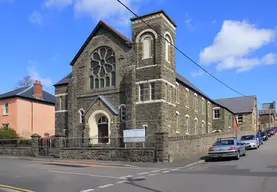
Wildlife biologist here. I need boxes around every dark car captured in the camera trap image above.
[261,131,268,141]
[266,130,271,137]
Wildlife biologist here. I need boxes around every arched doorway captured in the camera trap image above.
[98,116,109,143]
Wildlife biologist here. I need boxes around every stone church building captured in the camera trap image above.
[54,10,236,149]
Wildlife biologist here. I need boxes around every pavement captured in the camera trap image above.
[0,134,277,192]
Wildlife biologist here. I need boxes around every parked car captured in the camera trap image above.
[208,137,246,160]
[269,128,275,135]
[240,134,259,149]
[266,129,271,137]
[261,131,268,141]
[256,133,263,145]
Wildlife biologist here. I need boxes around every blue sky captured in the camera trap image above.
[0,0,276,108]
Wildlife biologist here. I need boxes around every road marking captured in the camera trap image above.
[116,180,127,184]
[162,170,170,173]
[137,172,149,175]
[48,170,120,179]
[150,170,161,173]
[98,184,114,189]
[120,175,133,179]
[0,184,33,192]
[148,173,157,176]
[171,168,180,171]
[80,189,95,192]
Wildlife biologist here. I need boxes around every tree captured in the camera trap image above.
[0,126,19,139]
[18,76,34,87]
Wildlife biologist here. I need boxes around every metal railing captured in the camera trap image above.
[62,136,149,149]
[0,139,32,147]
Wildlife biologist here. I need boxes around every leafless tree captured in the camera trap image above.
[18,76,34,87]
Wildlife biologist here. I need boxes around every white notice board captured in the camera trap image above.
[123,129,145,143]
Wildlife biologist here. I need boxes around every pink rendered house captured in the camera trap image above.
[0,81,55,138]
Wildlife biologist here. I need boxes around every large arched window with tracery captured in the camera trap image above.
[90,46,116,89]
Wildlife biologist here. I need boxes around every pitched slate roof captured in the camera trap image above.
[70,20,132,66]
[214,96,256,114]
[0,86,56,105]
[53,73,72,86]
[85,95,118,115]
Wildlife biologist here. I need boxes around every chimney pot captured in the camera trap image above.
[34,80,43,99]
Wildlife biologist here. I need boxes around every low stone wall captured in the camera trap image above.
[60,147,155,162]
[0,147,33,156]
[168,131,249,162]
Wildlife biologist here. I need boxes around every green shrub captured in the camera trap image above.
[0,126,19,139]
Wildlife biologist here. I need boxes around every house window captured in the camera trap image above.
[238,114,243,124]
[194,94,197,111]
[78,109,85,124]
[213,108,220,119]
[59,97,62,111]
[202,121,205,134]
[176,112,180,133]
[207,102,210,117]
[165,34,172,62]
[150,82,155,100]
[139,84,144,101]
[176,83,179,103]
[185,89,189,107]
[185,116,189,134]
[194,118,198,135]
[120,105,126,122]
[168,86,172,103]
[2,124,9,128]
[202,98,204,114]
[3,102,8,115]
[90,46,116,89]
[142,36,152,59]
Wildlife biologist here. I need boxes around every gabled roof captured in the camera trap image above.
[70,20,132,66]
[85,95,118,115]
[0,86,56,105]
[54,73,72,87]
[214,96,256,114]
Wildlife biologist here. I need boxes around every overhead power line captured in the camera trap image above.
[116,0,249,97]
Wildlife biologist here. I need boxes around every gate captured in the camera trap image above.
[39,137,51,156]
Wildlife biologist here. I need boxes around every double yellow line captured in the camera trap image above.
[0,184,33,192]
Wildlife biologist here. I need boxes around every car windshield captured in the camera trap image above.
[214,140,234,146]
[241,135,255,140]
[261,132,266,136]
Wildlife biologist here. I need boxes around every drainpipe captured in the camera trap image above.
[31,101,34,133]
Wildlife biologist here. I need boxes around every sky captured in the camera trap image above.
[0,0,276,108]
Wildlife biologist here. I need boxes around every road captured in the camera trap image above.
[0,134,277,192]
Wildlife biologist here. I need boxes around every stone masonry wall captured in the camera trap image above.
[0,147,33,156]
[168,130,248,162]
[60,148,155,162]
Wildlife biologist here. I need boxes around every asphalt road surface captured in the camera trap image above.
[0,135,277,192]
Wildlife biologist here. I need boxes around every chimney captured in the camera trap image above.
[34,80,43,99]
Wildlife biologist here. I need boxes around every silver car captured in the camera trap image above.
[240,134,259,149]
[208,137,246,160]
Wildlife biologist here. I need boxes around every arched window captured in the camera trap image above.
[78,109,85,124]
[176,111,180,133]
[90,46,115,89]
[142,36,152,59]
[119,105,126,122]
[165,34,172,62]
[194,118,198,135]
[185,115,189,135]
[202,121,205,134]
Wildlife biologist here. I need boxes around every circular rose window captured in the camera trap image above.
[90,47,116,89]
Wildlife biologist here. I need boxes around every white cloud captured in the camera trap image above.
[44,0,73,9]
[200,20,276,72]
[29,11,43,24]
[191,70,205,77]
[28,61,53,87]
[38,0,149,26]
[184,14,194,32]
